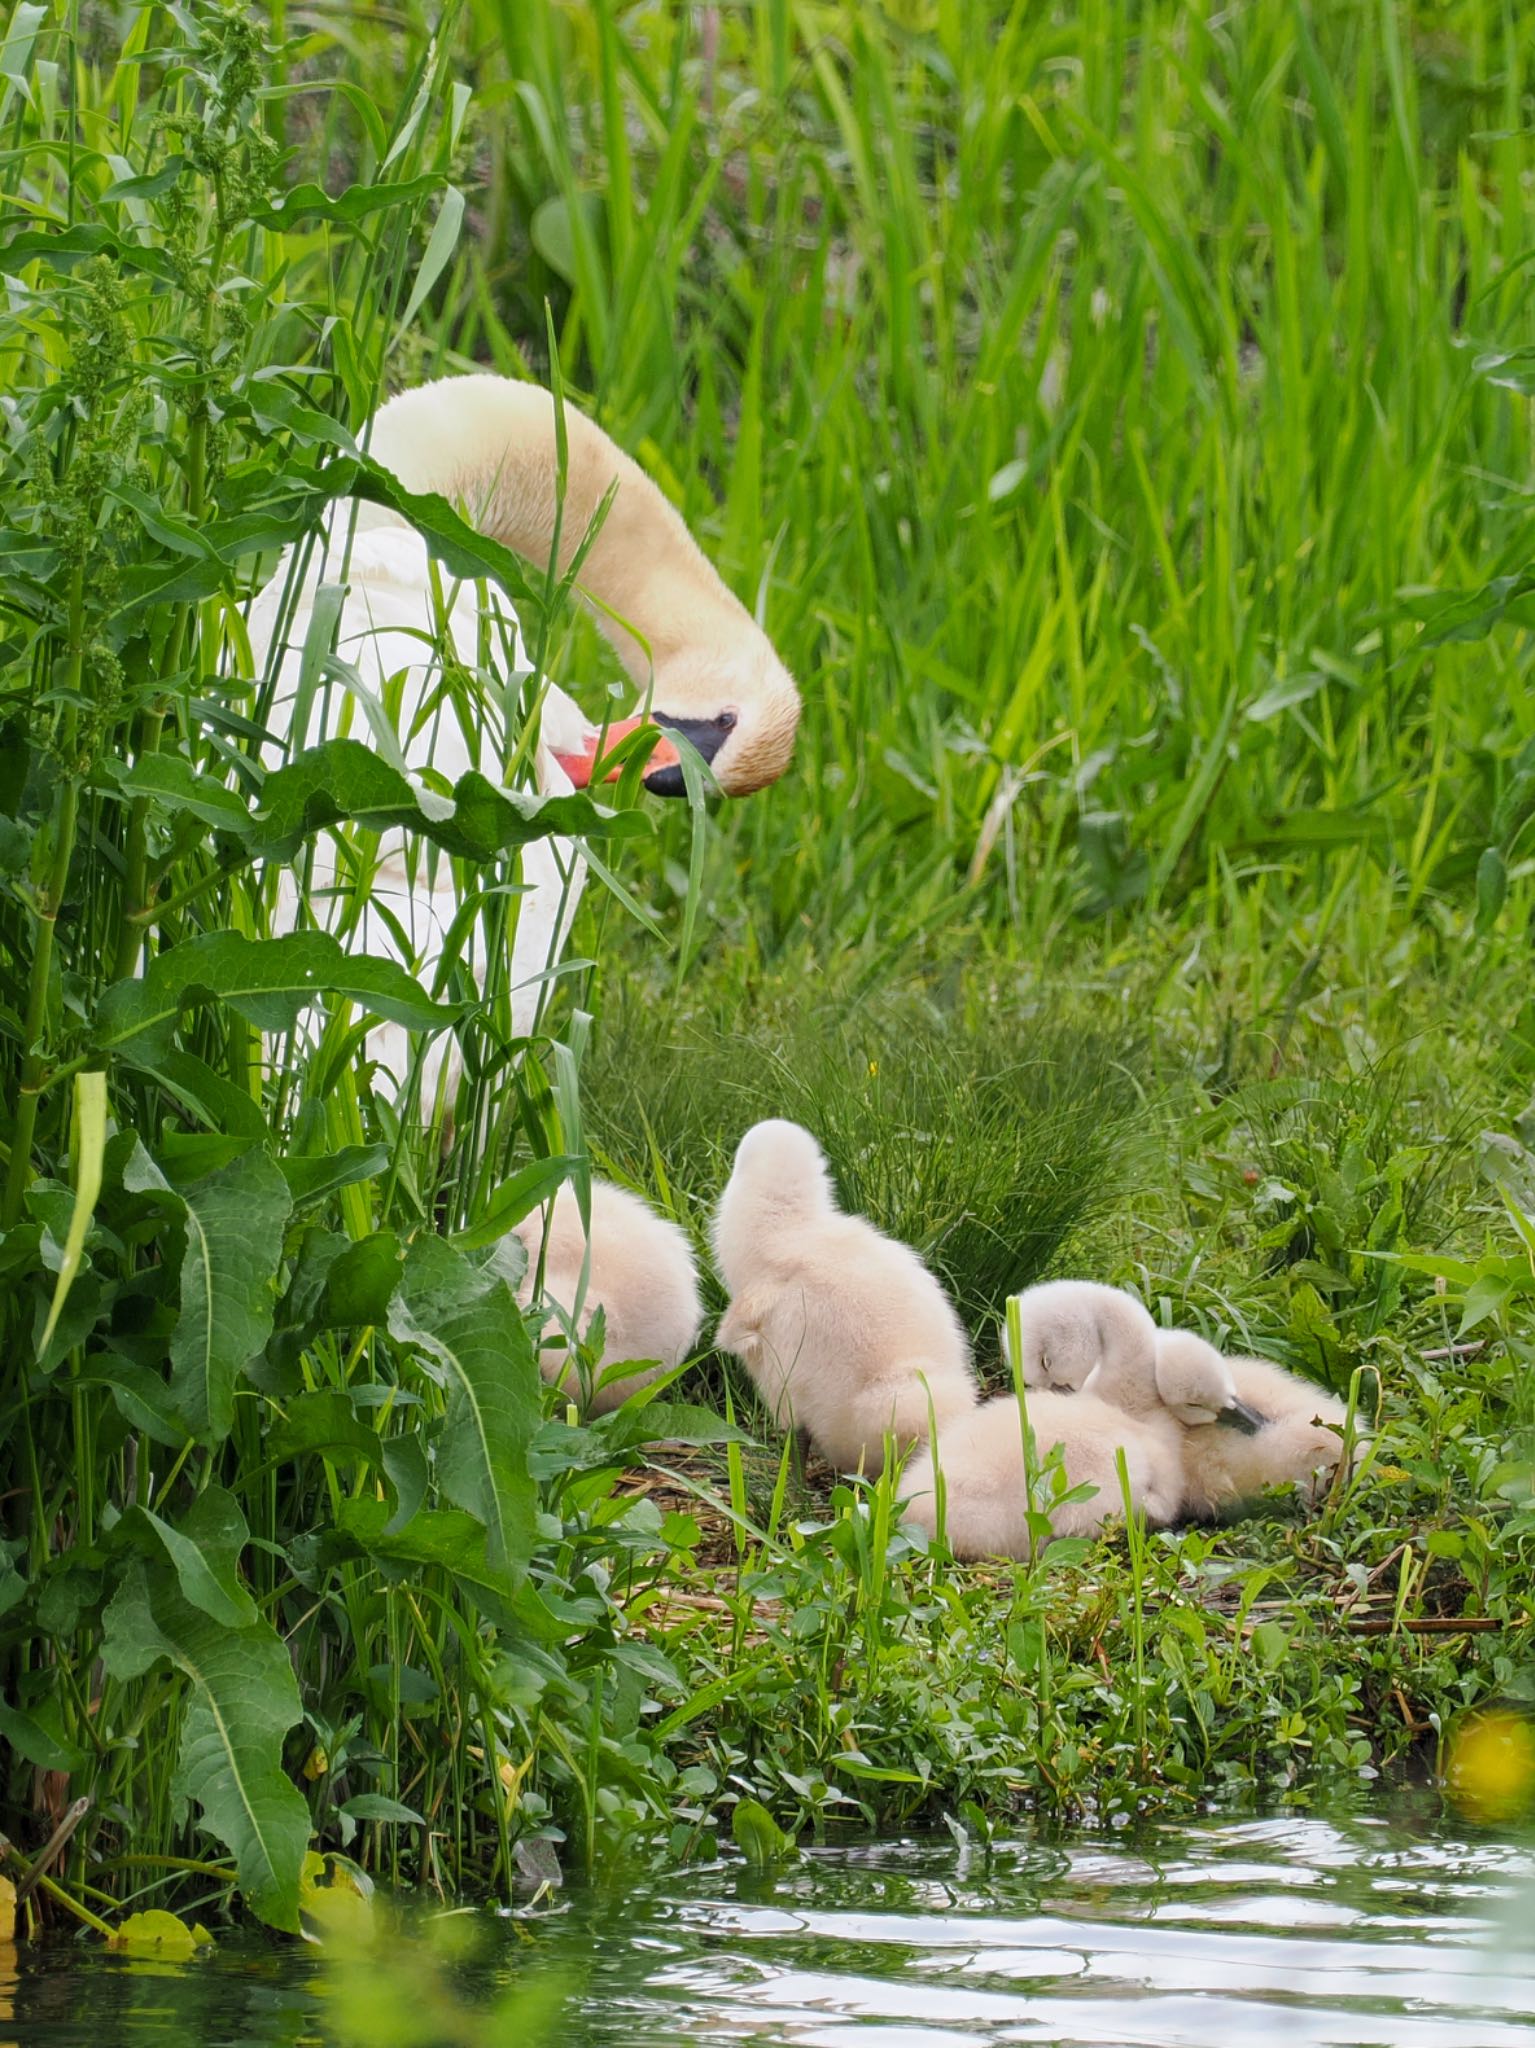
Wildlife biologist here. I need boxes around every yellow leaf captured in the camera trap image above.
[1447,1709,1535,1826]
[0,1873,16,1944]
[302,1883,374,1946]
[303,1745,329,1781]
[40,1070,108,1353]
[107,1910,210,1959]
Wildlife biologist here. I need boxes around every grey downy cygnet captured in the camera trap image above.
[711,1119,979,1475]
[510,1179,702,1414]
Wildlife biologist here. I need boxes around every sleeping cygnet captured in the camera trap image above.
[1154,1330,1354,1519]
[711,1119,978,1475]
[1004,1278,1161,1392]
[510,1179,702,1414]
[901,1387,1172,1559]
[1077,1312,1265,1525]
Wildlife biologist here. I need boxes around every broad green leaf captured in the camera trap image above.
[453,1153,579,1250]
[250,174,443,226]
[1476,847,1507,935]
[329,1495,518,1627]
[107,1910,214,1956]
[529,191,605,285]
[105,753,253,834]
[388,1237,538,1576]
[599,1402,753,1452]
[1250,1621,1291,1670]
[731,1798,796,1867]
[94,929,461,1063]
[267,1390,386,1473]
[0,1699,88,1773]
[278,1144,389,1208]
[86,1354,193,1449]
[380,1434,429,1534]
[121,1049,271,1139]
[249,739,650,863]
[322,1231,404,1328]
[170,1151,292,1444]
[141,1487,258,1630]
[39,1070,106,1353]
[0,221,180,281]
[102,1560,309,1932]
[338,1794,424,1826]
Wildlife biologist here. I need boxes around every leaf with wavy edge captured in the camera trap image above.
[102,1558,309,1932]
[247,738,651,864]
[167,1149,292,1444]
[386,1237,539,1576]
[138,1486,258,1630]
[93,929,460,1065]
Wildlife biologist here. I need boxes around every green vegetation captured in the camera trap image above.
[2,0,1534,1941]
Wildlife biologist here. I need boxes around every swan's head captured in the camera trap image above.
[553,637,800,799]
[1152,1331,1264,1432]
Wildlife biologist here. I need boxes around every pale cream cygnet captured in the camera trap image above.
[901,1386,1169,1559]
[1003,1278,1160,1392]
[1000,1277,1263,1519]
[510,1180,702,1414]
[1154,1330,1353,1519]
[711,1119,978,1475]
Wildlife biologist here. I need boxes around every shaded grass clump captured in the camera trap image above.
[583,964,1151,1350]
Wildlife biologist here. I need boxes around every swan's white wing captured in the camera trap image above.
[249,516,585,1095]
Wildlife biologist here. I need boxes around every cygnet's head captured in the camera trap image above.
[728,1119,836,1205]
[1004,1279,1158,1392]
[1152,1330,1265,1432]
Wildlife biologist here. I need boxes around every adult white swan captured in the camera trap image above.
[247,375,800,1097]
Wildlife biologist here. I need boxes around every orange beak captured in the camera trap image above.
[551,715,682,790]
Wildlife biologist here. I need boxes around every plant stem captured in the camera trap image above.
[112,704,167,980]
[3,564,86,1225]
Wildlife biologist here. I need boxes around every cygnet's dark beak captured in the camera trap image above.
[1217,1396,1266,1436]
[642,711,738,798]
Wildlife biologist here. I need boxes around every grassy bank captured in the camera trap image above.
[1,0,1533,1938]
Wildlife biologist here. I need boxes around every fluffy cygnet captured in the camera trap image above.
[901,1388,1172,1559]
[511,1180,702,1414]
[1155,1331,1353,1519]
[1001,1278,1263,1520]
[1004,1278,1161,1391]
[711,1119,978,1475]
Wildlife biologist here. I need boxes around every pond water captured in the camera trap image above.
[6,1805,1534,2046]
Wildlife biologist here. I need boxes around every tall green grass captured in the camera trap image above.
[409,0,1535,976]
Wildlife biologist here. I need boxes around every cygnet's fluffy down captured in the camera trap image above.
[1157,1333,1354,1519]
[1004,1278,1266,1527]
[711,1119,978,1475]
[511,1180,702,1414]
[902,1389,1175,1559]
[1004,1279,1160,1391]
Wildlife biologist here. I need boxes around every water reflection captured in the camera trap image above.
[2,1807,1531,2048]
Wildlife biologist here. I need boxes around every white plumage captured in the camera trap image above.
[243,374,801,1102]
[1155,1332,1354,1519]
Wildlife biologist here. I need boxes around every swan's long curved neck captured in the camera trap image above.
[361,375,741,682]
